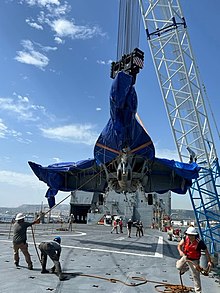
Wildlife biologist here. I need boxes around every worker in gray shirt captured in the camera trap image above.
[13,212,39,270]
[38,236,65,281]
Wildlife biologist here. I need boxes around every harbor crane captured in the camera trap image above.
[115,0,220,254]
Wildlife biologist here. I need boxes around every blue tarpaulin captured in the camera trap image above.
[94,72,155,164]
[29,72,200,207]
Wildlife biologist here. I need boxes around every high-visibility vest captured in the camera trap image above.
[183,236,201,260]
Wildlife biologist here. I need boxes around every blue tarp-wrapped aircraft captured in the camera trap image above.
[29,72,200,208]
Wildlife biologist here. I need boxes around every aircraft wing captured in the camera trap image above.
[28,159,107,193]
[141,157,200,195]
[28,159,107,207]
[29,155,200,208]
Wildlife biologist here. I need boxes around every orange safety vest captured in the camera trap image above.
[183,236,201,260]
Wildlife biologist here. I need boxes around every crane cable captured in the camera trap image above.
[117,0,141,60]
[196,65,220,141]
[201,82,220,140]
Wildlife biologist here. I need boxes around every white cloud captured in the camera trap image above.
[54,36,64,44]
[41,45,57,52]
[20,39,33,50]
[15,51,49,69]
[47,2,70,16]
[21,1,106,48]
[0,93,53,122]
[52,157,62,163]
[23,0,60,6]
[0,119,8,138]
[97,60,106,65]
[0,170,45,189]
[15,40,49,69]
[97,59,113,65]
[96,108,101,111]
[155,147,179,160]
[0,118,23,140]
[16,137,32,144]
[17,94,29,103]
[0,97,36,121]
[21,75,28,80]
[51,19,104,40]
[40,123,99,145]
[26,18,43,30]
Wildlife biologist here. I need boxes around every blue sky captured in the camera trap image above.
[0,0,219,209]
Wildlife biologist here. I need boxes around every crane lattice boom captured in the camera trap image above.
[138,0,220,253]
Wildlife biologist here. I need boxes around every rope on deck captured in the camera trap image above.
[76,273,194,292]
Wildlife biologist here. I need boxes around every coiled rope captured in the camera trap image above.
[76,274,194,292]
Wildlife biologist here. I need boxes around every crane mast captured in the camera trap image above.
[138,0,220,253]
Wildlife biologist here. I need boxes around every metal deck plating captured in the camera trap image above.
[0,223,219,292]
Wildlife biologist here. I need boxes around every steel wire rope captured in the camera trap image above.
[196,65,220,141]
[117,0,141,60]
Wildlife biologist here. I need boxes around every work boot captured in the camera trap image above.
[55,262,62,275]
[59,273,67,281]
[50,266,56,273]
[28,264,33,270]
[41,269,49,274]
[54,262,65,280]
[59,273,64,281]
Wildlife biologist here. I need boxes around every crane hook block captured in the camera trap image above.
[110,48,144,84]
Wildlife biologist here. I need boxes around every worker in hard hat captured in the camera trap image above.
[38,236,65,281]
[68,213,75,231]
[13,212,40,270]
[176,226,212,293]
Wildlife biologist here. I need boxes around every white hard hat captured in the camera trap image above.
[185,226,198,235]
[15,213,25,221]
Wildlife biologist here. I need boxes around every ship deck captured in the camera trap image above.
[0,223,219,292]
